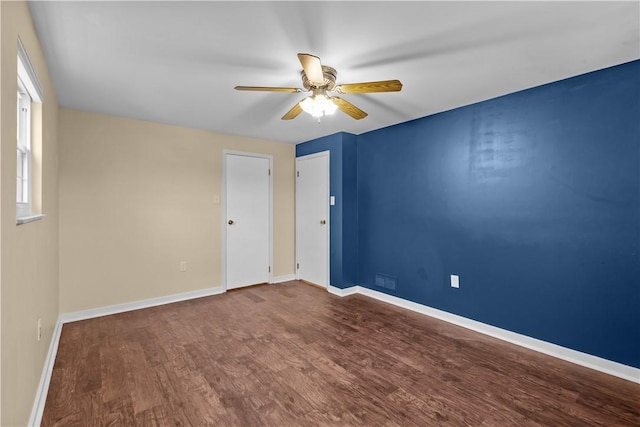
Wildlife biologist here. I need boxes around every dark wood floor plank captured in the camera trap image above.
[42,368,82,427]
[102,394,136,427]
[42,281,640,426]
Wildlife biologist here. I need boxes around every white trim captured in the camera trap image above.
[328,285,359,297]
[271,274,296,284]
[17,37,44,102]
[295,151,331,289]
[16,213,45,225]
[330,285,640,384]
[60,286,225,323]
[28,317,63,427]
[222,151,274,291]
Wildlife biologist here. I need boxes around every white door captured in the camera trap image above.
[296,152,329,287]
[225,153,271,290]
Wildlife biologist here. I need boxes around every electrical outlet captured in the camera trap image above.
[451,274,460,288]
[37,318,42,341]
[180,261,187,272]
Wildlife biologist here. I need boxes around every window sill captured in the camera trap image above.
[16,214,45,225]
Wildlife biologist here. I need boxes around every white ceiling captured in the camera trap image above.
[28,1,639,145]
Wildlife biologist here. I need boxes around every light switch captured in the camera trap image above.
[330,196,335,206]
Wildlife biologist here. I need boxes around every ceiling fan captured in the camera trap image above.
[235,53,402,120]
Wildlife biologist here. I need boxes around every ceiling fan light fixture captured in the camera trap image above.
[300,94,337,118]
[235,53,402,121]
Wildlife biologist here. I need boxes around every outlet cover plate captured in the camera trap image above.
[451,274,460,288]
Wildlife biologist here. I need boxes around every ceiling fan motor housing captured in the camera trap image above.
[302,65,337,91]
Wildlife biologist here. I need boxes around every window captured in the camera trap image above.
[16,39,43,222]
[17,78,32,216]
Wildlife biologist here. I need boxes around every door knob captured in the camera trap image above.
[320,219,326,225]
[228,220,234,225]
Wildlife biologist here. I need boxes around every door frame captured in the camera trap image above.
[295,150,330,288]
[222,150,274,291]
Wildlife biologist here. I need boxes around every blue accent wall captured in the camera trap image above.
[357,60,639,368]
[296,133,358,288]
[297,60,639,368]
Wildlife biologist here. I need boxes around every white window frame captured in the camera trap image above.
[16,39,43,222]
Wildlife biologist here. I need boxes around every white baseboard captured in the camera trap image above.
[30,281,639,427]
[328,285,359,297]
[28,317,63,427]
[60,286,225,323]
[271,274,296,284]
[30,286,225,426]
[333,285,640,384]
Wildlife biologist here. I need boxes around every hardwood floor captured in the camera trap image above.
[42,281,639,426]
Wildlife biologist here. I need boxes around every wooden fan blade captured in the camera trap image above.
[235,86,301,93]
[334,80,403,94]
[297,53,324,86]
[281,102,303,120]
[332,97,368,120]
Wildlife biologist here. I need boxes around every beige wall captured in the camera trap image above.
[1,1,60,425]
[59,109,295,314]
[0,4,294,423]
